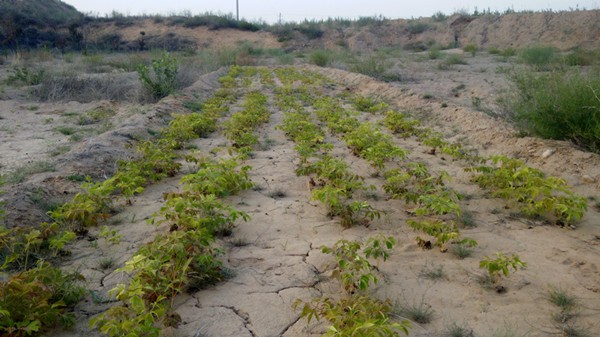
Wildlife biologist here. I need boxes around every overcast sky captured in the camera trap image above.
[62,1,599,23]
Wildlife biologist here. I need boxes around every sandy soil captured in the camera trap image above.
[1,50,599,337]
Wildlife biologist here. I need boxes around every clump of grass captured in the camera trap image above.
[309,50,331,67]
[349,55,390,80]
[504,68,600,152]
[67,174,86,182]
[54,126,77,136]
[394,296,434,324]
[6,161,56,184]
[460,210,477,228]
[558,324,592,337]
[446,322,475,337]
[463,44,478,56]
[563,48,599,66]
[520,46,560,70]
[548,287,577,311]
[451,243,473,259]
[428,48,442,59]
[445,54,468,65]
[420,264,446,281]
[97,257,115,270]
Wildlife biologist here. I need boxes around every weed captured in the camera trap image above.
[445,54,468,65]
[97,257,115,270]
[557,323,592,337]
[137,51,178,100]
[49,145,71,157]
[451,243,474,259]
[67,174,86,182]
[504,68,600,152]
[5,66,46,86]
[488,47,501,55]
[54,126,77,136]
[446,322,475,337]
[520,46,560,69]
[548,287,577,311]
[28,187,61,212]
[428,48,442,59]
[460,210,477,228]
[492,324,530,337]
[394,296,434,324]
[6,161,56,184]
[349,55,390,79]
[420,264,446,281]
[422,93,434,99]
[309,50,331,67]
[463,44,478,56]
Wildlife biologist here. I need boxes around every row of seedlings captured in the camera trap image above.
[90,67,261,336]
[273,67,410,336]
[0,85,234,336]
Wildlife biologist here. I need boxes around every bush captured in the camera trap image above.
[505,69,600,152]
[137,51,178,100]
[349,55,390,79]
[463,44,478,56]
[309,50,331,67]
[407,21,429,34]
[520,46,560,69]
[563,48,599,66]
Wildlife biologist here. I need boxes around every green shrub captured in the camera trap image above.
[488,47,501,54]
[505,69,600,152]
[520,46,560,69]
[349,55,390,79]
[309,50,331,67]
[407,21,429,34]
[463,44,478,56]
[563,48,599,66]
[428,47,442,59]
[5,67,46,86]
[444,54,467,65]
[137,52,178,100]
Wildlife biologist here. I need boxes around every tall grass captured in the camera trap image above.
[505,68,600,152]
[520,46,560,69]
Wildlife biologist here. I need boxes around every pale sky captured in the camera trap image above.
[62,0,599,23]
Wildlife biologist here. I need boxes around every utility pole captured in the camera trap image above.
[236,0,239,21]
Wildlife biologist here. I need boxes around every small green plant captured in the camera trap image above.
[5,66,46,86]
[137,51,178,100]
[451,243,474,259]
[309,50,331,67]
[394,296,434,324]
[419,264,446,281]
[463,44,478,56]
[548,287,577,311]
[446,323,475,337]
[479,252,526,284]
[443,54,467,66]
[520,46,560,69]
